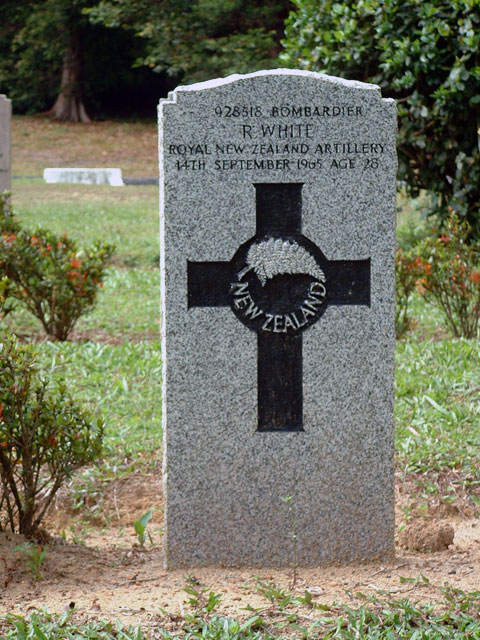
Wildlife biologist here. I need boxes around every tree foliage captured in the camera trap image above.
[86,0,292,83]
[0,0,95,119]
[282,0,480,230]
[0,0,291,118]
[0,0,171,119]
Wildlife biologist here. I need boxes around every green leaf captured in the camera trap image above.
[32,621,48,640]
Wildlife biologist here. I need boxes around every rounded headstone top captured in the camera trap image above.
[160,69,384,108]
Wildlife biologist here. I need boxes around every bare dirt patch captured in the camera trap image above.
[398,520,455,552]
[1,472,480,627]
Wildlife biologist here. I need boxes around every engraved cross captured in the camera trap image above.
[188,183,370,432]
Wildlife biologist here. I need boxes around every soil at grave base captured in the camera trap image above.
[1,472,480,629]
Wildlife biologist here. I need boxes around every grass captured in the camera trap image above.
[396,336,480,514]
[11,183,159,268]
[2,586,480,638]
[2,120,480,637]
[11,116,158,177]
[38,340,162,458]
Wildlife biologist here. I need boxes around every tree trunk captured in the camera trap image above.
[50,32,90,123]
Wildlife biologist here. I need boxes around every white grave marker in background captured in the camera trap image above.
[0,95,11,192]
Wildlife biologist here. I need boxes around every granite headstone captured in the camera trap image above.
[159,69,397,568]
[0,95,11,192]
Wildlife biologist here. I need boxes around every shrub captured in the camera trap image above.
[418,216,480,338]
[395,249,425,337]
[395,220,430,337]
[0,195,114,340]
[0,329,104,538]
[0,192,20,235]
[0,275,15,320]
[282,0,480,232]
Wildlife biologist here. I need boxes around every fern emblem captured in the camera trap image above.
[246,239,326,286]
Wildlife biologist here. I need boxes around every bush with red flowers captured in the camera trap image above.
[0,193,114,340]
[417,216,480,339]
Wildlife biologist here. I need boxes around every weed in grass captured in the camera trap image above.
[133,508,154,547]
[2,610,144,639]
[399,574,430,585]
[254,578,294,611]
[182,580,223,626]
[62,460,140,526]
[68,523,89,545]
[69,466,108,521]
[14,542,47,580]
[3,588,480,638]
[159,614,271,640]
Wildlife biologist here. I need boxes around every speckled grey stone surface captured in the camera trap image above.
[0,95,11,192]
[159,70,397,568]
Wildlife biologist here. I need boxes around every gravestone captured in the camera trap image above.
[0,95,11,192]
[159,69,397,567]
[44,167,124,186]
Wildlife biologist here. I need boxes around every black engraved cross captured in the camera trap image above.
[188,183,370,432]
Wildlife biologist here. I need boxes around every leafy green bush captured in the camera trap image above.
[0,193,20,234]
[0,329,104,538]
[282,0,480,232]
[0,275,15,320]
[0,196,19,322]
[0,194,114,340]
[418,216,480,338]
